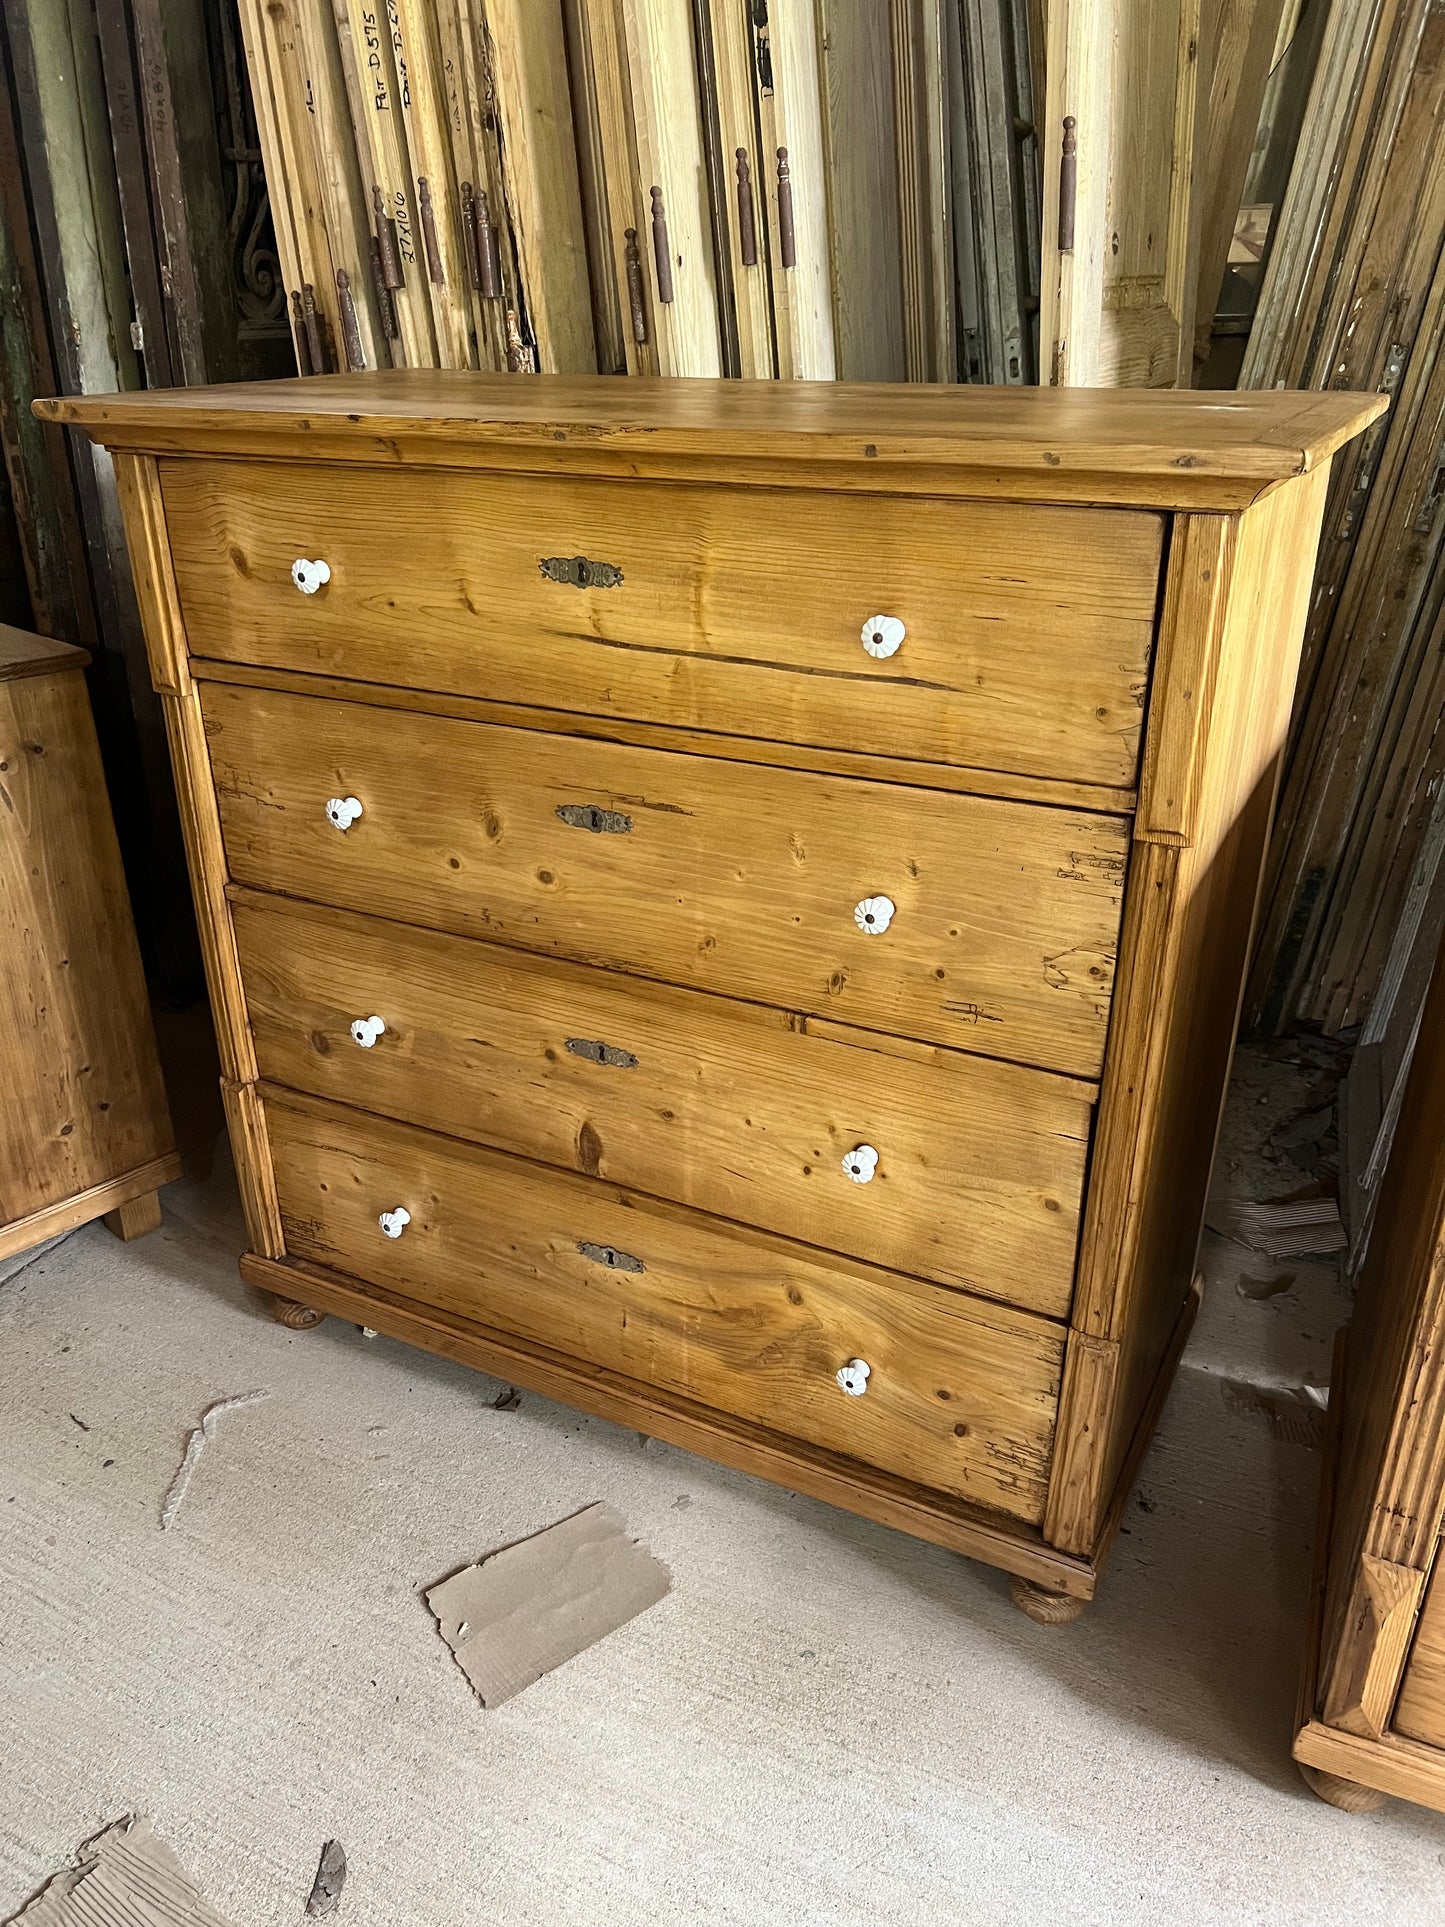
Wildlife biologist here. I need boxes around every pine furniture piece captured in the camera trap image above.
[1294,927,1445,1813]
[0,625,180,1261]
[36,374,1380,1616]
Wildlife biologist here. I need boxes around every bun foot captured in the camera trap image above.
[1299,1764,1387,1812]
[1011,1576,1087,1624]
[259,1288,325,1331]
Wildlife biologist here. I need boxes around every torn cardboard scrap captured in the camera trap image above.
[426,1501,671,1708]
[1205,1196,1347,1259]
[6,1816,234,1927]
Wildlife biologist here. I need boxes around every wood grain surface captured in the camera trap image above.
[232,888,1093,1314]
[265,1087,1064,1519]
[35,371,1387,507]
[0,659,177,1230]
[161,457,1159,787]
[203,679,1128,1077]
[1047,471,1333,1552]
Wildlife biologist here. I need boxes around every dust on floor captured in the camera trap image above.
[2,1042,1443,1927]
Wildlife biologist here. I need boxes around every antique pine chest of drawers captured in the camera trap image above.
[39,375,1380,1617]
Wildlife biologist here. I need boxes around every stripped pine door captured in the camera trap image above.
[1040,0,1206,386]
[623,0,722,376]
[816,0,907,382]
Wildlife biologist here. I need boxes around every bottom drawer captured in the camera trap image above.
[265,1092,1063,1523]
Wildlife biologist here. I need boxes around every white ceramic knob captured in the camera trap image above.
[842,1145,879,1185]
[326,795,363,831]
[836,1358,871,1397]
[861,615,905,659]
[378,1207,411,1240]
[291,557,331,595]
[350,1015,385,1049]
[854,895,895,936]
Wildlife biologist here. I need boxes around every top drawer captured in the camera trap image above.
[160,459,1161,790]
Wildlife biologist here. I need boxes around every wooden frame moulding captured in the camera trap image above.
[890,0,953,384]
[1192,0,1292,368]
[700,0,775,379]
[389,0,477,370]
[815,0,906,382]
[565,0,659,375]
[760,0,836,381]
[1040,0,1206,387]
[427,1,501,371]
[335,0,438,366]
[237,0,341,370]
[1296,931,1445,1808]
[110,452,283,1261]
[1251,236,1445,1032]
[327,0,431,368]
[622,0,722,376]
[562,0,629,373]
[293,0,386,372]
[483,0,598,375]
[1046,469,1333,1554]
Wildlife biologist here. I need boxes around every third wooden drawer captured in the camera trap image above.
[264,1088,1064,1522]
[163,458,1161,788]
[232,890,1092,1319]
[203,679,1129,1079]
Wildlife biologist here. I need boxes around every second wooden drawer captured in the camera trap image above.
[233,891,1092,1318]
[204,680,1129,1078]
[265,1090,1064,1521]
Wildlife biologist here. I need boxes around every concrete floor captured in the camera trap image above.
[3,1043,1445,1924]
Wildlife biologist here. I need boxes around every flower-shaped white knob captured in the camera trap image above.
[350,1015,385,1049]
[854,895,895,936]
[291,557,331,595]
[842,1145,879,1185]
[378,1207,411,1239]
[861,615,904,659]
[326,795,363,831]
[836,1358,871,1397]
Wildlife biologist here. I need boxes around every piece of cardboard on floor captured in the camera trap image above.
[426,1501,671,1709]
[6,1816,234,1927]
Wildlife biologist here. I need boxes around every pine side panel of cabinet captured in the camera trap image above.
[0,628,180,1259]
[1045,465,1332,1555]
[111,453,283,1260]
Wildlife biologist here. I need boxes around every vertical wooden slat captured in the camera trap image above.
[622,0,721,376]
[483,0,596,374]
[816,0,904,381]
